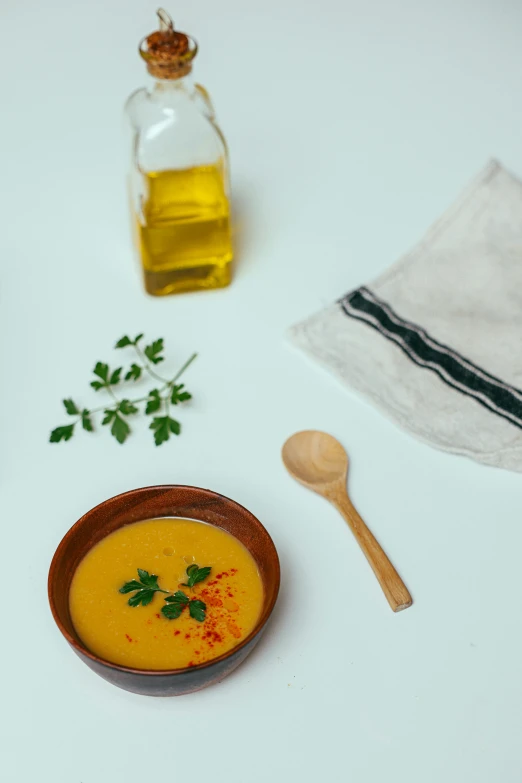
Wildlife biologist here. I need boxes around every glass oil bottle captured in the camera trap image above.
[125,9,233,296]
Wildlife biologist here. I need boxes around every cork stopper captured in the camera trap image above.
[139,9,197,80]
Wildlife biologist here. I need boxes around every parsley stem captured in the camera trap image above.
[86,387,170,416]
[172,352,198,384]
[106,384,119,404]
[132,388,169,404]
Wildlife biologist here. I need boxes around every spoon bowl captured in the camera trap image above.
[281,430,348,492]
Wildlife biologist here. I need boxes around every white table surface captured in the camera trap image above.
[2,1,522,780]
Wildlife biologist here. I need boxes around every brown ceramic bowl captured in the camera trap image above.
[48,485,280,696]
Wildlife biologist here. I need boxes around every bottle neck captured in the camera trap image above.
[148,71,194,96]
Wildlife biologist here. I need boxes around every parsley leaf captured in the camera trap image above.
[165,589,190,605]
[149,417,170,445]
[161,590,190,619]
[118,580,144,593]
[182,564,211,588]
[49,424,75,443]
[111,413,130,444]
[171,384,192,405]
[137,568,162,587]
[116,334,144,349]
[144,339,164,365]
[161,591,207,622]
[93,362,109,382]
[189,599,207,622]
[102,409,115,425]
[128,589,156,607]
[161,603,183,619]
[81,409,93,432]
[63,398,79,416]
[119,399,139,415]
[125,363,142,382]
[119,569,167,607]
[110,367,122,385]
[145,389,162,415]
[149,416,180,446]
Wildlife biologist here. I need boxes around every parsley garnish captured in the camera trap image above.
[119,569,168,606]
[119,563,211,622]
[50,334,196,446]
[161,590,190,619]
[161,591,207,622]
[181,563,212,588]
[187,599,207,622]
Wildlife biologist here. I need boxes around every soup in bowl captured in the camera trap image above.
[48,485,280,696]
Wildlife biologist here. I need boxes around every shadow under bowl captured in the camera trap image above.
[48,485,280,696]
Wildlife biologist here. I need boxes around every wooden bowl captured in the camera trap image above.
[48,485,280,696]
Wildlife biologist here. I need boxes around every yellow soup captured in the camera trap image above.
[69,518,264,670]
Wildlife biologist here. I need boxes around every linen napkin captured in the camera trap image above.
[290,160,522,472]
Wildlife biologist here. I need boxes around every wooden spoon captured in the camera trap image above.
[282,430,412,612]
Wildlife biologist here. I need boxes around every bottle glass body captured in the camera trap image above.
[126,76,232,296]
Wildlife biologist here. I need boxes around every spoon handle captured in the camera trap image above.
[333,491,412,612]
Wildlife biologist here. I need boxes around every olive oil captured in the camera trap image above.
[137,164,232,296]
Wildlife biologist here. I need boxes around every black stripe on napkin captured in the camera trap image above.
[339,287,522,430]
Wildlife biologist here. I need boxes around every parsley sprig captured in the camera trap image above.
[181,564,212,588]
[50,334,196,446]
[119,569,168,606]
[119,564,212,622]
[162,591,207,622]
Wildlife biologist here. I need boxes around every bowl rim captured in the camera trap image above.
[48,484,280,676]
